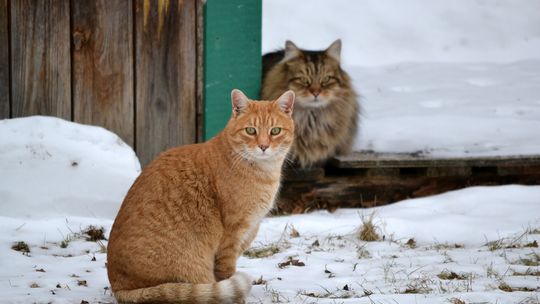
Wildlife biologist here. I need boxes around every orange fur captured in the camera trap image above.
[107,90,295,303]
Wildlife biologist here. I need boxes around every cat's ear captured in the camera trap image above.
[276,90,295,116]
[231,89,249,117]
[325,39,342,62]
[282,40,301,62]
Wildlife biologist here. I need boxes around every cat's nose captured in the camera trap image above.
[259,145,269,152]
[310,88,321,97]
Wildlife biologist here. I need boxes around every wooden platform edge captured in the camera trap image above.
[329,152,540,169]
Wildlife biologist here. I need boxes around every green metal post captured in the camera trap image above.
[203,0,262,140]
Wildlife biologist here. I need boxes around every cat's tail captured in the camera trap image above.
[114,272,252,304]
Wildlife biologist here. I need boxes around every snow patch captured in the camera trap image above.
[0,116,140,219]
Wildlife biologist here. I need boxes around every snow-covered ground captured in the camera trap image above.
[263,0,540,157]
[349,61,540,156]
[1,2,540,303]
[1,117,539,303]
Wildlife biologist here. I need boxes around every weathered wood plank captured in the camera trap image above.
[72,0,134,146]
[276,167,540,214]
[330,152,540,169]
[135,0,197,166]
[10,0,71,119]
[195,0,204,142]
[0,0,9,118]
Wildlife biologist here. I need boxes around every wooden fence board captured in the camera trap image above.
[0,0,9,118]
[10,0,71,119]
[72,0,134,146]
[135,0,197,166]
[196,0,204,142]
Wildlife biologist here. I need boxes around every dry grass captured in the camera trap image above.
[527,227,540,234]
[513,268,540,276]
[11,241,30,254]
[525,240,538,248]
[405,238,417,248]
[403,276,434,294]
[515,252,540,266]
[252,276,267,285]
[289,225,300,238]
[244,243,281,258]
[448,298,466,304]
[358,213,381,242]
[83,225,106,242]
[278,256,305,268]
[299,286,358,299]
[437,270,470,280]
[357,246,371,259]
[432,242,464,251]
[498,281,537,292]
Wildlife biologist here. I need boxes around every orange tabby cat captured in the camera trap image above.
[107,89,295,303]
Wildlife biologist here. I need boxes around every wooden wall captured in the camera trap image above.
[1,0,203,166]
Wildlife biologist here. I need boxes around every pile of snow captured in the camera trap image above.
[0,116,140,303]
[0,116,140,219]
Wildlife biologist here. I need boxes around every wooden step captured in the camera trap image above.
[329,152,540,169]
[275,152,540,214]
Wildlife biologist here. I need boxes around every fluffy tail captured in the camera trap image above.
[114,272,252,304]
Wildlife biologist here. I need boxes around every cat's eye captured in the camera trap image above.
[245,127,257,135]
[322,76,335,85]
[270,127,282,135]
[292,77,310,87]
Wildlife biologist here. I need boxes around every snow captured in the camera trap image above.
[0,116,140,219]
[263,0,540,157]
[1,116,539,303]
[245,189,540,303]
[0,116,139,303]
[350,61,540,156]
[262,0,540,66]
[1,2,539,303]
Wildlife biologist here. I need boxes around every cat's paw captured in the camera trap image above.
[215,267,236,281]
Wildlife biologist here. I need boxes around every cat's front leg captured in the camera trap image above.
[214,235,240,281]
[240,223,260,253]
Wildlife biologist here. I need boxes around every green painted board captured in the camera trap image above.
[203,0,262,140]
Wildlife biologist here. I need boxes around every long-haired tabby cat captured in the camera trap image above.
[262,39,359,168]
[107,89,295,304]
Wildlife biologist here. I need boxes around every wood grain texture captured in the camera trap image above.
[72,0,134,146]
[276,163,540,214]
[10,0,71,119]
[135,0,197,166]
[0,0,9,118]
[195,0,204,142]
[330,152,540,169]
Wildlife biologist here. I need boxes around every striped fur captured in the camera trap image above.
[114,272,252,304]
[261,40,360,167]
[107,91,295,304]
